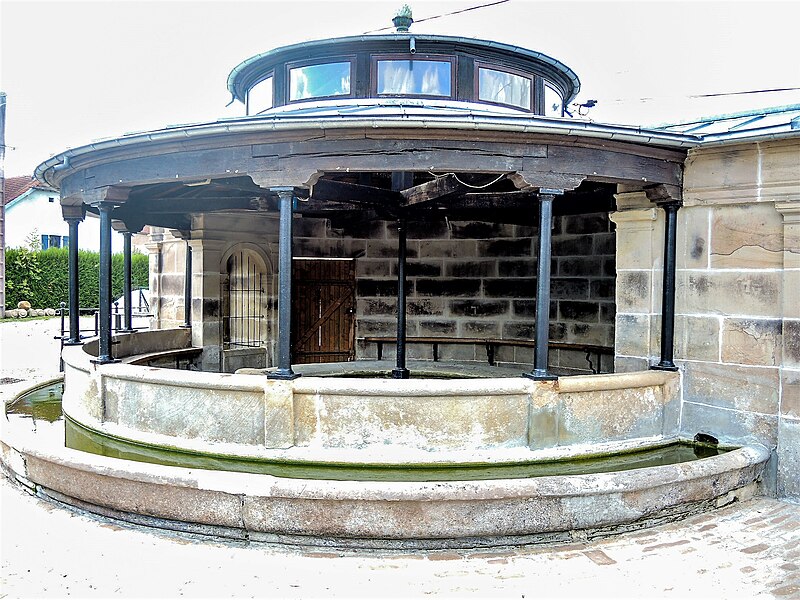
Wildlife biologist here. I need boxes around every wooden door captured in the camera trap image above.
[291,259,356,364]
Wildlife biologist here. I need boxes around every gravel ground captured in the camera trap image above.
[2,318,799,599]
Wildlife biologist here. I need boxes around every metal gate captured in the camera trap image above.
[222,250,265,349]
[291,258,355,364]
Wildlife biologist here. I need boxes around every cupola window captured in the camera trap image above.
[247,75,273,115]
[544,82,564,117]
[376,58,452,97]
[289,61,352,101]
[478,67,532,110]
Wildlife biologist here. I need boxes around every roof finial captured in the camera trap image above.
[393,5,413,32]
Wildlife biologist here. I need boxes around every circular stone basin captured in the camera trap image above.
[2,376,771,549]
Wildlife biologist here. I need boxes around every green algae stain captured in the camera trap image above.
[9,381,729,483]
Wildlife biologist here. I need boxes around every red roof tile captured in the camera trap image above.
[3,176,54,205]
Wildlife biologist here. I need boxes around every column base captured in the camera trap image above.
[91,356,121,365]
[650,363,679,372]
[63,339,84,346]
[178,324,192,329]
[268,369,301,380]
[391,368,410,379]
[117,328,137,334]
[522,370,558,381]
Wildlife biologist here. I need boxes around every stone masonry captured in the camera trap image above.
[294,211,616,373]
[611,137,800,501]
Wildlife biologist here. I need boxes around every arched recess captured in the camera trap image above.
[219,243,275,372]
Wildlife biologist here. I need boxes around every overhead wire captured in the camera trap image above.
[362,0,510,34]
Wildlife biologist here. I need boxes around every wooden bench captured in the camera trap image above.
[361,336,613,374]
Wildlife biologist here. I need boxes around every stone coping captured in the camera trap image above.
[0,411,770,547]
[61,340,682,463]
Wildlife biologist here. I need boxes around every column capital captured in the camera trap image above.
[270,186,300,198]
[61,204,86,222]
[84,185,131,207]
[537,188,564,198]
[645,183,683,207]
[508,171,585,192]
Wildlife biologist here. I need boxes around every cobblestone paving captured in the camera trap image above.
[1,477,798,599]
[2,318,799,599]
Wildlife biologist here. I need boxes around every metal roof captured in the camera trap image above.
[34,101,702,188]
[652,104,800,144]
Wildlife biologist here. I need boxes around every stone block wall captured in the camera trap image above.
[293,212,616,373]
[612,137,800,500]
[145,227,188,331]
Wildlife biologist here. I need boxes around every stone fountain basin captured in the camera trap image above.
[0,330,771,548]
[1,415,769,548]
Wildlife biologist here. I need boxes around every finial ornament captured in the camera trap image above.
[393,5,413,32]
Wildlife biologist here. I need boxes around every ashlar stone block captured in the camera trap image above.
[615,313,652,358]
[674,315,720,362]
[777,417,800,501]
[683,361,780,416]
[782,368,800,419]
[721,318,782,366]
[710,203,783,269]
[681,401,778,447]
[676,271,782,318]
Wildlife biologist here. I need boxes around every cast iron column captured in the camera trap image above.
[180,240,192,329]
[64,215,83,345]
[119,231,135,332]
[652,200,681,371]
[524,191,560,381]
[392,219,409,379]
[391,171,413,378]
[93,202,118,364]
[268,187,300,380]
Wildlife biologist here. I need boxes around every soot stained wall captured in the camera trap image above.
[293,211,616,373]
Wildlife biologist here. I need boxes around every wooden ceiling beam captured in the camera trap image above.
[400,174,463,207]
[311,178,402,207]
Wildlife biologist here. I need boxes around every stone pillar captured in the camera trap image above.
[62,206,85,345]
[776,201,800,500]
[187,237,226,372]
[609,191,664,372]
[268,187,299,380]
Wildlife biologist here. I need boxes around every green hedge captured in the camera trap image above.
[5,247,148,310]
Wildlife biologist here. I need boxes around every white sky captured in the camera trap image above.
[2,0,799,177]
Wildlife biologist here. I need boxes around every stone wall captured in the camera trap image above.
[611,137,800,500]
[294,212,616,373]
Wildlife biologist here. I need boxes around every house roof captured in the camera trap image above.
[3,176,56,206]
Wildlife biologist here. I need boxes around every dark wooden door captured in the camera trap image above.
[291,259,356,364]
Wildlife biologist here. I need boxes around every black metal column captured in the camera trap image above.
[64,217,83,345]
[524,192,559,381]
[93,202,118,364]
[652,201,681,371]
[119,231,135,332]
[180,241,192,329]
[268,187,300,380]
[392,219,409,379]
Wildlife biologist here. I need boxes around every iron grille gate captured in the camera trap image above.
[222,251,265,349]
